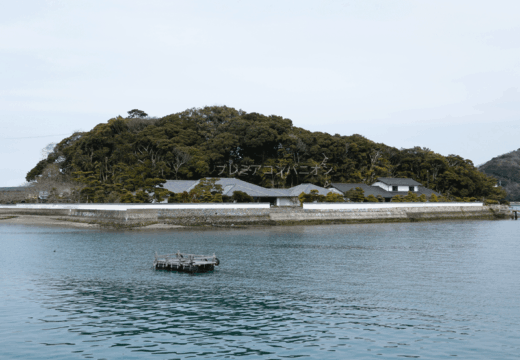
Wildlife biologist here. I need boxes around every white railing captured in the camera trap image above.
[303,202,484,210]
[0,203,270,210]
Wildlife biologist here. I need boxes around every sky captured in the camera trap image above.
[1,0,520,186]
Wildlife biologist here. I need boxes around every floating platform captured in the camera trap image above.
[154,252,220,273]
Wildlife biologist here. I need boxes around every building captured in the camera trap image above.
[330,177,440,202]
[162,178,342,206]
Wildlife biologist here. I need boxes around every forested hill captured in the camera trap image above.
[479,149,520,201]
[27,106,505,203]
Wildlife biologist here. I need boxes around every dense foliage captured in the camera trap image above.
[26,106,506,203]
[479,149,520,201]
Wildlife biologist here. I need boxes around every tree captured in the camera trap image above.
[419,194,427,202]
[27,164,85,203]
[325,192,344,202]
[403,191,419,202]
[345,187,365,202]
[298,192,309,206]
[429,194,438,202]
[437,195,451,202]
[232,190,253,203]
[189,178,223,202]
[365,194,379,202]
[391,195,404,202]
[484,199,499,205]
[134,190,151,203]
[167,148,192,180]
[202,191,213,203]
[152,187,170,203]
[127,109,148,118]
[168,191,191,203]
[120,190,135,203]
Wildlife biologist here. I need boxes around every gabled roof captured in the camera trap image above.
[216,178,286,197]
[285,183,342,197]
[162,180,199,194]
[330,183,441,199]
[163,178,287,197]
[375,177,422,186]
[162,179,341,198]
[330,183,389,197]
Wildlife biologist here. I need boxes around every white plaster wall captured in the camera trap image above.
[372,182,390,191]
[373,183,418,192]
[396,185,413,192]
[276,197,298,207]
[0,203,271,210]
[304,202,483,210]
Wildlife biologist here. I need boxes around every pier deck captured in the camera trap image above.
[154,252,219,273]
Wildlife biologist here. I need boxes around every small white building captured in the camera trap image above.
[372,177,421,192]
[331,177,441,202]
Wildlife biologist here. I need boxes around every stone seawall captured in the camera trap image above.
[0,204,511,227]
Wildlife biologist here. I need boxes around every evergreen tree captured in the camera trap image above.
[403,191,419,202]
[232,191,253,203]
[365,194,378,202]
[345,187,365,202]
[391,195,404,202]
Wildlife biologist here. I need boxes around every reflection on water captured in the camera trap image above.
[1,221,519,359]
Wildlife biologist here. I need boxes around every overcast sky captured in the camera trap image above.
[1,0,519,186]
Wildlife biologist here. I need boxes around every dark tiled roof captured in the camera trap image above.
[416,186,441,197]
[163,178,287,197]
[163,179,342,198]
[330,183,389,197]
[162,180,199,194]
[216,178,286,197]
[285,183,343,197]
[375,177,422,186]
[330,183,441,199]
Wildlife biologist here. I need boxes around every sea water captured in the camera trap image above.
[1,220,519,359]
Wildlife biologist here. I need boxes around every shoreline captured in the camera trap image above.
[0,208,511,230]
[0,215,185,230]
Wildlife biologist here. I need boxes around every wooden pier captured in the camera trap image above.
[154,252,220,273]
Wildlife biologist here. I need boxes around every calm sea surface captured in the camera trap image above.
[1,220,519,359]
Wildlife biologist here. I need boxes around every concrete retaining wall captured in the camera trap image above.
[0,203,511,227]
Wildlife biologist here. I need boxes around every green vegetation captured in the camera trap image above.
[232,191,253,203]
[345,187,366,202]
[479,148,520,201]
[26,106,506,203]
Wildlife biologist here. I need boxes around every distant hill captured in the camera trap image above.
[479,149,520,201]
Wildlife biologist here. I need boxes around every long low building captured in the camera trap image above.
[162,178,343,206]
[330,177,441,202]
